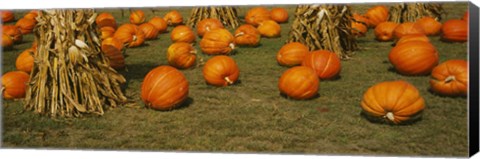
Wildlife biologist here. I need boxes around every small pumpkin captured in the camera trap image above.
[278,66,319,100]
[257,20,281,38]
[441,19,468,42]
[196,18,225,37]
[101,37,125,69]
[2,25,23,43]
[364,6,389,28]
[301,50,341,80]
[96,12,117,29]
[388,41,439,76]
[170,25,196,43]
[393,22,426,39]
[129,10,146,25]
[351,19,368,37]
[164,10,183,26]
[23,10,38,22]
[430,59,468,97]
[360,80,425,124]
[374,21,399,41]
[139,23,159,40]
[1,11,14,23]
[113,23,145,48]
[234,24,261,47]
[395,34,430,46]
[276,42,310,67]
[202,55,239,86]
[15,18,36,34]
[15,48,35,73]
[415,17,442,36]
[352,13,369,26]
[1,71,30,100]
[167,42,197,69]
[245,7,271,27]
[2,33,14,49]
[148,16,168,33]
[99,26,116,40]
[141,65,189,111]
[270,8,289,23]
[200,28,235,55]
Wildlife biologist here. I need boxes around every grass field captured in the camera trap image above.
[1,2,470,157]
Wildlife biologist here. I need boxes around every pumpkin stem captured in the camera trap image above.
[132,35,137,42]
[206,26,210,32]
[385,112,395,122]
[234,32,245,37]
[0,87,5,97]
[190,50,197,54]
[224,77,233,85]
[445,75,456,83]
[229,43,235,50]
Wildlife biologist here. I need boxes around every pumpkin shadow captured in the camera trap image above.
[116,62,159,92]
[427,88,468,99]
[359,111,424,126]
[279,92,320,101]
[173,97,194,111]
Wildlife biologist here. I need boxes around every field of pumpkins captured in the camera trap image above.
[0,2,471,157]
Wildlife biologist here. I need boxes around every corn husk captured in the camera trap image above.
[389,3,445,23]
[186,7,239,29]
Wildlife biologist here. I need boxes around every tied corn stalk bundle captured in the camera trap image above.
[24,9,128,118]
[186,7,239,29]
[287,4,358,60]
[389,3,445,23]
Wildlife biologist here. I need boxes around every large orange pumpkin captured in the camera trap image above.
[167,42,197,69]
[15,18,36,34]
[257,20,281,38]
[129,10,145,25]
[170,25,196,43]
[270,8,289,23]
[245,7,271,27]
[374,22,399,41]
[196,18,225,37]
[430,59,468,97]
[395,34,430,46]
[393,22,426,39]
[148,16,168,34]
[101,37,125,69]
[234,24,261,47]
[301,50,341,80]
[388,41,439,76]
[96,12,117,29]
[1,71,30,100]
[139,23,159,40]
[278,66,319,100]
[164,10,183,26]
[276,42,310,67]
[200,28,235,55]
[1,11,14,23]
[441,19,468,42]
[360,80,425,124]
[113,23,145,48]
[141,65,189,111]
[15,48,35,73]
[415,17,442,36]
[2,34,14,49]
[2,25,23,43]
[202,55,239,86]
[99,26,116,40]
[364,6,389,28]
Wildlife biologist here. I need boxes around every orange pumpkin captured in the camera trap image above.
[388,41,439,76]
[139,23,159,40]
[301,50,341,80]
[15,18,36,34]
[360,80,425,124]
[441,19,468,42]
[99,26,116,40]
[245,7,271,27]
[2,33,13,49]
[374,21,399,41]
[278,66,319,100]
[352,13,369,26]
[96,12,117,29]
[415,17,442,36]
[393,22,426,39]
[170,25,196,43]
[200,28,235,55]
[234,24,261,47]
[2,25,23,43]
[270,8,289,23]
[276,42,310,67]
[1,11,14,23]
[164,10,183,26]
[129,10,145,25]
[395,34,430,46]
[23,10,38,22]
[430,59,468,97]
[101,37,125,69]
[141,65,189,111]
[148,16,168,33]
[167,42,197,69]
[202,55,239,87]
[15,48,35,73]
[257,20,281,38]
[1,71,30,100]
[113,23,145,48]
[365,6,389,28]
[196,18,225,37]
[351,19,368,37]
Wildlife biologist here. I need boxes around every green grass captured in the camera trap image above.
[1,2,470,157]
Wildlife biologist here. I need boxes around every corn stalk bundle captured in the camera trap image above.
[287,4,358,60]
[24,9,128,118]
[186,7,239,29]
[389,3,445,23]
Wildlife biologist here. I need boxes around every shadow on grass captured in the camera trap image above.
[359,111,424,126]
[279,92,320,101]
[145,97,194,112]
[427,88,468,99]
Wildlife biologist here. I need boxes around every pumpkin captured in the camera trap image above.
[360,80,425,124]
[351,19,368,37]
[15,48,35,73]
[441,19,468,42]
[364,6,389,28]
[462,11,468,21]
[15,18,36,34]
[257,20,281,38]
[245,7,271,27]
[167,42,197,69]
[170,25,196,43]
[148,16,168,33]
[139,23,159,40]
[234,24,261,47]
[1,11,14,23]
[96,12,117,29]
[415,17,442,36]
[395,34,430,46]
[99,26,116,40]
[1,71,30,100]
[101,37,125,69]
[23,10,38,22]
[164,10,183,26]
[388,41,439,76]
[393,22,426,39]
[2,25,23,43]
[200,28,235,55]
[278,66,319,100]
[430,59,468,97]
[2,33,13,49]
[276,42,310,67]
[129,10,146,25]
[196,18,225,37]
[374,21,399,41]
[113,23,145,48]
[353,13,369,26]
[270,8,289,23]
[202,55,239,86]
[301,50,341,80]
[141,65,189,111]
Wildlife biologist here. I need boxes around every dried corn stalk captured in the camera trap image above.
[287,4,358,60]
[389,3,444,23]
[24,9,128,118]
[186,7,239,29]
